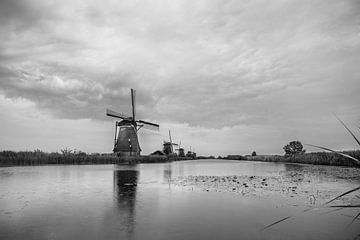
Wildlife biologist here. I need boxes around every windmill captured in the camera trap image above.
[106,88,159,157]
[163,130,178,155]
[175,140,185,157]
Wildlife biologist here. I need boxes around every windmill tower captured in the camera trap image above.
[163,130,178,155]
[106,89,159,157]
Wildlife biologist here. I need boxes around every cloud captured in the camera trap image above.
[0,0,359,132]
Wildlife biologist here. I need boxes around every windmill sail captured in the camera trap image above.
[137,120,160,131]
[131,89,136,123]
[106,109,131,119]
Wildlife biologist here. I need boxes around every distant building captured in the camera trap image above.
[163,141,179,156]
[178,148,185,157]
[186,151,196,159]
[150,150,165,156]
[163,142,173,155]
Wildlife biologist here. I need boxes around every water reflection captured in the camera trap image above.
[113,169,139,237]
[284,163,305,172]
[1,162,359,240]
[163,164,172,188]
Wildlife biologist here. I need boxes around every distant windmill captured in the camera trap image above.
[163,130,178,155]
[175,140,185,157]
[106,88,159,156]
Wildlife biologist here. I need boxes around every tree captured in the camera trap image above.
[60,148,73,156]
[283,141,305,155]
[251,151,257,156]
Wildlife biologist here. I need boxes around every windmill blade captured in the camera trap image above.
[131,89,136,122]
[137,120,159,131]
[140,123,160,131]
[169,130,174,153]
[106,109,131,119]
[171,143,179,146]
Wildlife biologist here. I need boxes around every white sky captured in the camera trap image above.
[0,0,359,156]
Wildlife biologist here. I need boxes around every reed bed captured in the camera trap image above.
[0,150,119,166]
[0,150,191,166]
[244,151,360,167]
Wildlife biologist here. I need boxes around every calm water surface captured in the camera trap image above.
[1,160,359,240]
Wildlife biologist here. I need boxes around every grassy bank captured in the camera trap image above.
[2,150,360,167]
[0,150,194,167]
[236,150,360,167]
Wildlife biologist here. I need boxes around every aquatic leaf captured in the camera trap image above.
[325,186,360,205]
[335,115,360,146]
[305,144,360,165]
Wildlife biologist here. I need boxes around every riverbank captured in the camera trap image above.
[226,150,360,167]
[0,150,194,167]
[1,150,359,167]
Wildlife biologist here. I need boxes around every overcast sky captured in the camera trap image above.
[0,0,359,156]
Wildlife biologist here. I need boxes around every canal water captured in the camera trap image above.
[1,160,359,240]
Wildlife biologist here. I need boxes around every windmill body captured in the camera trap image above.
[163,142,177,155]
[163,130,178,155]
[114,121,141,155]
[106,89,159,157]
[174,140,185,157]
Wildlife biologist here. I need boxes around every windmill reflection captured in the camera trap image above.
[163,164,172,188]
[113,170,139,236]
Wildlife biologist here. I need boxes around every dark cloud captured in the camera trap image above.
[0,0,39,26]
[0,64,150,120]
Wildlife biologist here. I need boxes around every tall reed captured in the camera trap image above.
[263,116,360,232]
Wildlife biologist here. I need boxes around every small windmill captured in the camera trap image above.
[106,88,159,156]
[175,141,185,157]
[163,130,178,155]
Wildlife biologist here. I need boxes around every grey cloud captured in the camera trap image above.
[0,0,359,129]
[0,0,41,27]
[0,64,150,120]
